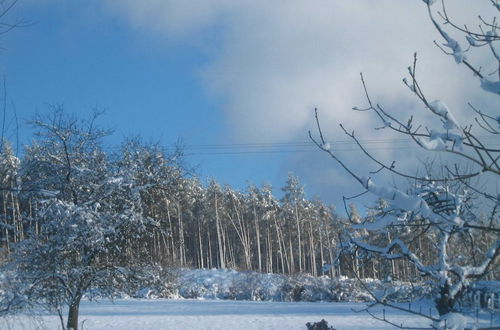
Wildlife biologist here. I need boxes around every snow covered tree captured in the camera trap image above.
[224,188,253,270]
[310,0,499,324]
[281,173,308,274]
[6,197,155,330]
[180,177,206,269]
[256,183,288,274]
[114,138,186,266]
[204,180,230,269]
[21,108,110,204]
[0,141,21,256]
[1,110,160,330]
[246,185,265,272]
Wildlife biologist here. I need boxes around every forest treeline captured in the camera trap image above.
[0,110,497,283]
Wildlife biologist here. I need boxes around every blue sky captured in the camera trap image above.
[3,1,218,143]
[1,0,296,199]
[1,0,496,208]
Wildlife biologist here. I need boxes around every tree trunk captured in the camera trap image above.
[387,232,396,279]
[214,192,225,269]
[308,221,316,276]
[2,192,10,254]
[222,227,231,268]
[166,201,176,263]
[294,203,302,273]
[198,218,204,268]
[207,230,212,268]
[274,217,285,274]
[228,202,252,270]
[319,229,324,275]
[177,203,185,266]
[267,225,273,273]
[253,205,262,272]
[66,295,82,330]
[289,237,295,274]
[435,282,454,316]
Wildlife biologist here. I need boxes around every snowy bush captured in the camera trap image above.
[172,268,430,304]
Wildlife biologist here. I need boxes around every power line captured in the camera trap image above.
[183,146,425,156]
[183,138,412,150]
[100,136,499,156]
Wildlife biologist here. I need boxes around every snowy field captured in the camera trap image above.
[1,299,498,330]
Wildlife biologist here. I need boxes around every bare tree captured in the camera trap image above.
[310,0,499,325]
[0,0,27,39]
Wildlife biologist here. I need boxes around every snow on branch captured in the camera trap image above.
[427,100,459,130]
[416,131,463,151]
[362,178,443,223]
[426,0,500,95]
[352,213,399,231]
[416,136,447,151]
[480,78,500,95]
[447,237,500,299]
[427,5,466,64]
[351,236,442,281]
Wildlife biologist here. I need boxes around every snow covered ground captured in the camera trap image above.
[1,269,498,329]
[1,299,498,330]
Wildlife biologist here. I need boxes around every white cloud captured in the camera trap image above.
[104,0,495,142]
[103,0,498,203]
